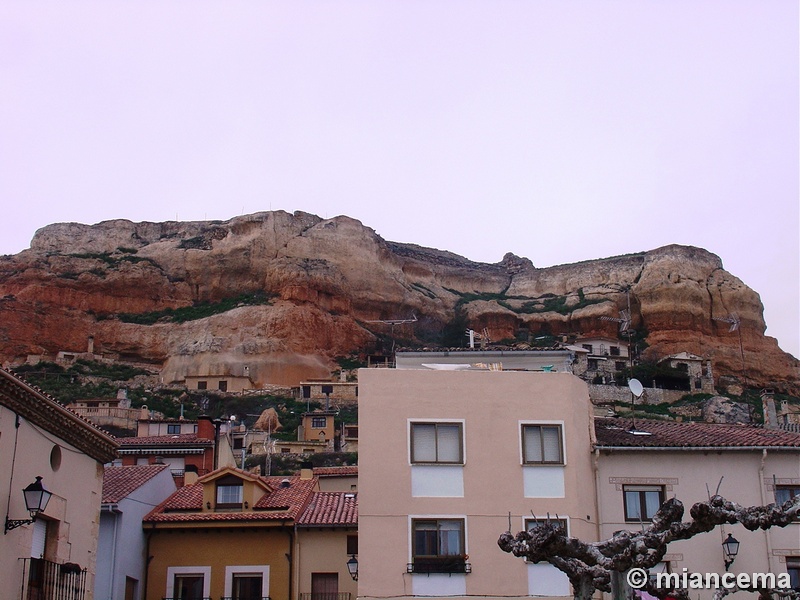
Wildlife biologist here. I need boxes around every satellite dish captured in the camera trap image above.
[628,378,644,398]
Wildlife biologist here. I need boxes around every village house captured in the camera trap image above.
[143,466,319,600]
[0,367,118,600]
[116,415,236,486]
[594,417,800,599]
[95,464,177,600]
[295,490,359,600]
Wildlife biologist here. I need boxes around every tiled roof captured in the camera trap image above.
[102,464,169,504]
[0,368,118,463]
[143,475,316,524]
[312,466,358,477]
[594,418,800,449]
[297,492,358,527]
[116,434,213,447]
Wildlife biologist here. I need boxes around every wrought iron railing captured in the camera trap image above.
[20,557,87,600]
[219,597,271,600]
[407,556,472,574]
[298,593,350,600]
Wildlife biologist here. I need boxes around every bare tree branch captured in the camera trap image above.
[498,495,800,600]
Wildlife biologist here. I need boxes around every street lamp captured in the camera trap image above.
[346,555,358,581]
[722,533,740,570]
[4,476,52,534]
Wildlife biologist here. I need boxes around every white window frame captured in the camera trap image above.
[408,419,465,465]
[224,565,270,599]
[519,420,566,466]
[166,566,211,599]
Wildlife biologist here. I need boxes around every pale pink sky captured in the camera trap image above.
[1,1,798,357]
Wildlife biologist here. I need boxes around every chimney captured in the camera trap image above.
[87,335,94,354]
[300,461,314,480]
[762,390,778,429]
[197,415,215,440]
[184,465,199,486]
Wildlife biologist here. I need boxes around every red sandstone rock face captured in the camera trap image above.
[0,211,797,391]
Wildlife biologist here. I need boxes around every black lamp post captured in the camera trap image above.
[4,476,52,534]
[722,533,740,570]
[346,554,358,581]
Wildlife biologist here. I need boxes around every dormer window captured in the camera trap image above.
[215,475,243,507]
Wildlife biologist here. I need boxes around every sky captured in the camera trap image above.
[1,1,798,358]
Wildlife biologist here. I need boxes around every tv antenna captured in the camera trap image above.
[626,378,650,436]
[365,314,417,353]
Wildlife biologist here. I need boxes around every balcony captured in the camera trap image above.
[299,594,350,600]
[407,555,472,575]
[20,557,87,600]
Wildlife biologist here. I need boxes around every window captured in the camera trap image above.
[588,358,599,370]
[311,573,338,600]
[615,361,626,371]
[173,574,204,600]
[610,346,620,356]
[522,424,563,464]
[410,519,468,574]
[215,476,243,507]
[218,380,228,392]
[232,574,263,600]
[787,558,800,591]
[197,381,207,390]
[582,344,593,353]
[525,517,568,534]
[347,534,358,555]
[167,424,181,434]
[624,485,665,522]
[311,417,327,429]
[224,565,269,600]
[410,422,463,464]
[775,485,800,505]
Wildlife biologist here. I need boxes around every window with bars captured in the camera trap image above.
[410,422,463,464]
[521,424,563,464]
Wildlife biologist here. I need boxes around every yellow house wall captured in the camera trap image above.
[295,528,358,599]
[147,526,293,600]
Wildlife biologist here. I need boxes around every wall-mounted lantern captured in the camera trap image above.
[4,476,52,534]
[346,554,358,581]
[722,533,740,570]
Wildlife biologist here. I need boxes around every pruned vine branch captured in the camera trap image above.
[498,495,800,600]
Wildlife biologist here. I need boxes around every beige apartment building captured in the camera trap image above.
[358,368,599,600]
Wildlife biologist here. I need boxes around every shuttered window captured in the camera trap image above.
[31,519,47,558]
[410,422,463,464]
[522,425,563,464]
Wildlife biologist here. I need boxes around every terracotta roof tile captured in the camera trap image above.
[298,492,358,527]
[117,433,213,447]
[102,464,169,504]
[143,474,316,524]
[312,466,358,477]
[594,418,800,449]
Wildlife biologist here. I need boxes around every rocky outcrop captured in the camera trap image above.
[0,211,797,391]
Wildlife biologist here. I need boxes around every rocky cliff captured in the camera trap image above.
[0,211,796,391]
